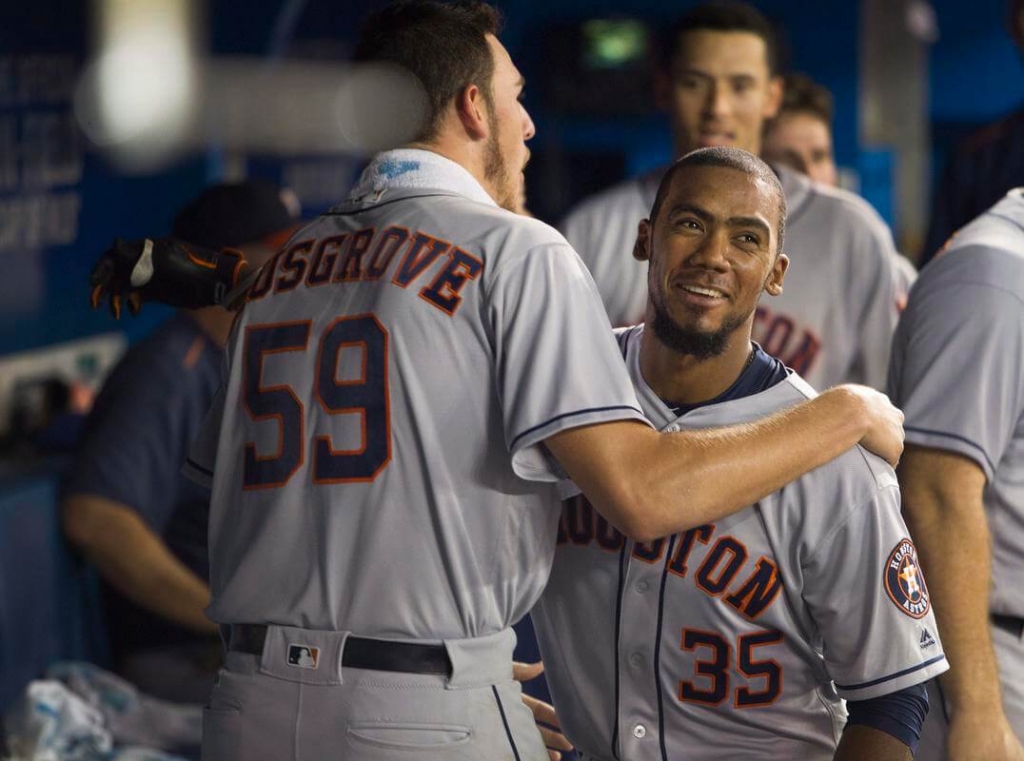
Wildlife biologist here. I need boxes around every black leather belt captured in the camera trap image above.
[991,614,1024,638]
[226,624,452,676]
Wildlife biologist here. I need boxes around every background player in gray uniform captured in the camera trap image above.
[560,2,902,391]
[762,72,917,304]
[534,148,946,761]
[890,189,1024,761]
[87,3,907,759]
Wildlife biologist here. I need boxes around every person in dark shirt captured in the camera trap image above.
[922,0,1024,263]
[61,180,297,703]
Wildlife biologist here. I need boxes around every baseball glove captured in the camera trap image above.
[89,237,248,318]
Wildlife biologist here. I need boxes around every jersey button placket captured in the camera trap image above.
[632,724,647,739]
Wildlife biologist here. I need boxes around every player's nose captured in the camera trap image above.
[703,81,732,118]
[522,105,536,141]
[687,231,730,269]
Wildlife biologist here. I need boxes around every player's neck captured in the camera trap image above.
[407,135,495,204]
[639,328,755,407]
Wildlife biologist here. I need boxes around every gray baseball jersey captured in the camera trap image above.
[560,165,902,390]
[184,148,648,639]
[532,325,948,761]
[889,188,1024,626]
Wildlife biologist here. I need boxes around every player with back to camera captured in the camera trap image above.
[891,186,1024,761]
[560,1,903,392]
[88,2,905,758]
[532,147,947,761]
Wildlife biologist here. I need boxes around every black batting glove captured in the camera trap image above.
[89,237,247,318]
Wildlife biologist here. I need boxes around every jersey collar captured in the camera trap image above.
[348,148,498,208]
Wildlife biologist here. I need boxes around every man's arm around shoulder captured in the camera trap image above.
[546,384,903,541]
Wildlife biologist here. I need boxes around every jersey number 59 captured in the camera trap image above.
[241,315,391,489]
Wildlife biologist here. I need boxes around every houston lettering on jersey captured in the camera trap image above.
[558,495,783,621]
[247,225,484,316]
[753,306,821,377]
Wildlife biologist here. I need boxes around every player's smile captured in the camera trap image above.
[697,127,736,148]
[674,281,731,309]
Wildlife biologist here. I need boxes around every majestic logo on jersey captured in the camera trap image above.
[287,644,320,669]
[884,539,930,619]
[919,627,936,649]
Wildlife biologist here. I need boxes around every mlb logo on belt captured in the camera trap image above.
[287,644,320,669]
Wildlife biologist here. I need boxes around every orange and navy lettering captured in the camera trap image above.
[240,315,393,490]
[753,306,821,377]
[556,497,782,621]
[247,225,483,316]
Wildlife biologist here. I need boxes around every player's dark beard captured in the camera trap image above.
[650,297,748,361]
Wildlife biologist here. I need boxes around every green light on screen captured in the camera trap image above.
[583,20,648,69]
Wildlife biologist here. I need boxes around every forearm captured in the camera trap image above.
[834,725,911,761]
[898,448,1000,710]
[90,530,217,634]
[549,386,886,541]
[636,386,870,533]
[63,496,217,634]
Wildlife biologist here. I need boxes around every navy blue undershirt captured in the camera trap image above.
[660,342,930,754]
[661,343,789,416]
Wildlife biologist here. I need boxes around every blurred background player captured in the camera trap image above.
[891,188,1024,761]
[61,181,297,703]
[921,0,1024,264]
[560,1,903,391]
[763,72,917,300]
[534,148,945,761]
[762,72,838,187]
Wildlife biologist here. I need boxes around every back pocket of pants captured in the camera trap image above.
[202,706,243,761]
[347,722,472,751]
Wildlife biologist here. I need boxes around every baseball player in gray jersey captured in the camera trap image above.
[890,189,1024,761]
[86,3,908,759]
[534,148,947,761]
[560,2,902,391]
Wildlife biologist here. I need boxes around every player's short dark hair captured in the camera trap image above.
[775,73,833,126]
[660,1,779,76]
[354,0,502,142]
[649,147,787,255]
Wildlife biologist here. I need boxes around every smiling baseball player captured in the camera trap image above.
[560,2,901,391]
[532,148,947,761]
[83,3,911,758]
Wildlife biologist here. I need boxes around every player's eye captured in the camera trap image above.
[674,217,702,232]
[676,75,703,91]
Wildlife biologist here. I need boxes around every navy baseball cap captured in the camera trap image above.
[172,179,300,250]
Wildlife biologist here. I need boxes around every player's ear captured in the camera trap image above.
[764,251,788,296]
[633,219,653,262]
[455,83,489,141]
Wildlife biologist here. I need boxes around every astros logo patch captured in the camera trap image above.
[287,644,320,669]
[884,539,930,619]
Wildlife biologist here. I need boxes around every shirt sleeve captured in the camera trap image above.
[183,381,225,488]
[488,242,649,482]
[65,343,198,531]
[846,212,901,390]
[888,270,1024,481]
[800,473,949,700]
